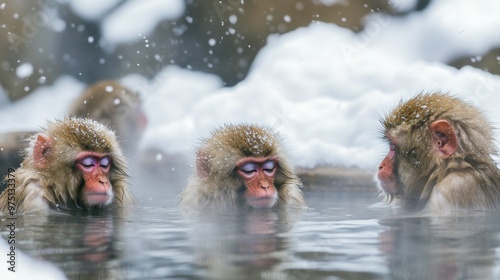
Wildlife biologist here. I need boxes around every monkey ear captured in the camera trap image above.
[430,120,458,159]
[33,134,53,169]
[196,150,211,178]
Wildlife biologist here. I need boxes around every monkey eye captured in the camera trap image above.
[240,162,258,174]
[81,157,96,168]
[390,144,397,151]
[388,144,398,159]
[100,157,110,168]
[262,161,276,173]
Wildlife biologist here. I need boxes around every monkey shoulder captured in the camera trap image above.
[0,179,49,214]
[429,172,493,211]
[425,190,454,212]
[20,180,51,213]
[179,179,212,208]
[121,188,138,206]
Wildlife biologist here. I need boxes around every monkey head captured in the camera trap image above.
[377,92,495,209]
[195,124,298,209]
[29,117,130,211]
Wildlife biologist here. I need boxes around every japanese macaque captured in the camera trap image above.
[377,92,500,211]
[180,124,305,210]
[0,118,136,214]
[69,80,147,152]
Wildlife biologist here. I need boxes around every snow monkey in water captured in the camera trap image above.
[69,80,147,153]
[377,92,500,211]
[0,118,136,214]
[180,124,305,210]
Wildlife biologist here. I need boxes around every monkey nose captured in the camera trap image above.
[98,176,108,184]
[260,180,270,189]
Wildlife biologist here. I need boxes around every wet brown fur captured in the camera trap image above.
[180,124,305,210]
[382,92,500,210]
[69,80,143,151]
[0,118,136,214]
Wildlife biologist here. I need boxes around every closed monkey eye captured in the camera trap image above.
[262,161,276,175]
[100,157,110,168]
[81,157,96,168]
[240,162,258,175]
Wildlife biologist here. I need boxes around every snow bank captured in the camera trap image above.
[0,76,84,132]
[367,0,500,62]
[101,0,185,45]
[69,0,121,21]
[128,0,500,170]
[69,0,185,45]
[0,238,67,280]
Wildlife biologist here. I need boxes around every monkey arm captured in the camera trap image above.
[278,182,305,208]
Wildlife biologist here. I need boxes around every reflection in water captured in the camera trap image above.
[79,216,115,263]
[380,213,500,280]
[2,193,500,279]
[2,213,123,280]
[188,208,299,279]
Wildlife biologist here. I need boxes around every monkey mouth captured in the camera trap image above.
[247,196,278,209]
[376,175,398,195]
[85,192,114,206]
[380,181,394,192]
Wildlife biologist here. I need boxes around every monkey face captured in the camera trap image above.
[76,152,115,207]
[236,157,279,208]
[377,132,403,196]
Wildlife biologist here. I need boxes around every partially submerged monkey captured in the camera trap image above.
[180,124,305,210]
[0,118,136,214]
[377,92,500,211]
[69,80,147,153]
